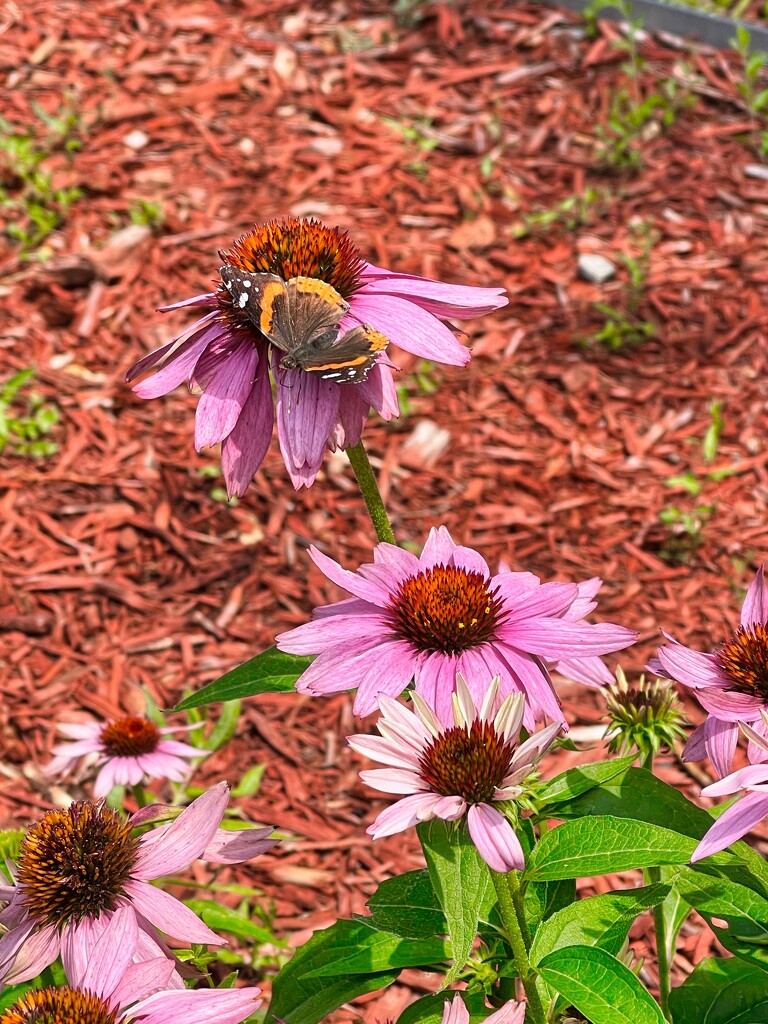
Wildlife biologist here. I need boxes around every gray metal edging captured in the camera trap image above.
[546,0,768,50]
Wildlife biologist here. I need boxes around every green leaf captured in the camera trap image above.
[185,900,275,943]
[537,755,636,808]
[530,884,670,966]
[361,870,446,940]
[232,763,266,798]
[266,920,401,1024]
[304,922,449,977]
[665,473,701,496]
[537,945,665,1024]
[418,819,493,985]
[524,816,696,881]
[173,648,313,710]
[525,877,576,934]
[206,697,242,751]
[669,955,768,1023]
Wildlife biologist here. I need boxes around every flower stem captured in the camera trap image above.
[491,870,547,1024]
[640,750,671,1018]
[345,439,396,545]
[131,783,148,809]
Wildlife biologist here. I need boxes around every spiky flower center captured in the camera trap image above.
[717,624,768,699]
[0,987,119,1024]
[221,216,364,292]
[389,565,504,654]
[17,802,139,927]
[419,720,514,803]
[100,716,160,757]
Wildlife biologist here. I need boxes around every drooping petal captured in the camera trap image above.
[202,827,278,865]
[441,996,470,1024]
[466,803,525,873]
[367,793,444,838]
[501,619,636,659]
[0,921,60,985]
[703,717,739,778]
[214,367,271,493]
[359,767,430,795]
[132,322,222,400]
[275,366,340,476]
[696,687,766,723]
[128,986,261,1024]
[66,907,138,998]
[194,342,259,450]
[692,791,768,861]
[701,763,768,798]
[741,565,768,626]
[554,655,614,687]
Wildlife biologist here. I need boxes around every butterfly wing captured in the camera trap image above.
[284,277,350,345]
[219,266,294,353]
[296,325,389,384]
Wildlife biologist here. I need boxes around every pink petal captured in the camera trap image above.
[692,791,768,861]
[351,641,422,716]
[112,958,178,1008]
[274,611,390,654]
[194,343,259,450]
[655,637,724,689]
[356,265,508,317]
[704,717,738,778]
[133,783,228,878]
[220,366,275,498]
[125,310,218,380]
[702,763,768,797]
[346,293,471,365]
[502,620,636,659]
[492,571,541,604]
[491,644,564,726]
[414,650,461,724]
[554,655,614,687]
[275,365,340,472]
[359,767,429,795]
[132,322,221,399]
[420,526,458,566]
[441,996,470,1024]
[367,793,443,838]
[564,578,603,620]
[501,581,579,622]
[68,908,138,997]
[0,921,60,984]
[486,1001,527,1024]
[129,987,261,1024]
[696,687,766,723]
[741,565,768,626]
[449,545,490,577]
[124,881,223,945]
[157,292,216,313]
[467,804,525,872]
[358,360,400,419]
[202,827,278,865]
[307,545,394,606]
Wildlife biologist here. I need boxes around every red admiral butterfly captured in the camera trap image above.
[220,266,389,384]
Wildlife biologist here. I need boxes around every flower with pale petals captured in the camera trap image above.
[45,715,206,799]
[441,994,525,1024]
[277,526,636,725]
[0,783,277,986]
[0,905,261,1024]
[126,217,507,494]
[348,674,562,873]
[692,712,768,862]
[655,565,768,777]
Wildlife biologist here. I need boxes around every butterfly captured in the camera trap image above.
[219,266,389,384]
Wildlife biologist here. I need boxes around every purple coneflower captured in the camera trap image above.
[348,674,562,873]
[692,714,768,861]
[441,994,525,1024]
[0,783,276,985]
[127,217,507,493]
[45,715,206,798]
[277,526,636,724]
[0,905,260,1024]
[656,565,768,777]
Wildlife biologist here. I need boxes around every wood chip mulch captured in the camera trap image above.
[2,1,768,1017]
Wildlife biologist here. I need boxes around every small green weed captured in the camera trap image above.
[658,401,736,562]
[129,199,165,229]
[511,187,612,239]
[396,359,441,418]
[0,100,83,253]
[0,369,60,458]
[586,220,658,349]
[732,26,768,158]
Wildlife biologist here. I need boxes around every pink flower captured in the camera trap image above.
[347,674,562,873]
[655,565,768,777]
[2,906,261,1024]
[442,994,525,1024]
[692,715,768,861]
[45,715,206,798]
[0,783,276,985]
[277,526,636,725]
[126,217,507,494]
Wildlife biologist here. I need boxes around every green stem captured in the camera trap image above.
[640,750,671,1019]
[345,439,396,545]
[131,783,148,809]
[491,870,547,1024]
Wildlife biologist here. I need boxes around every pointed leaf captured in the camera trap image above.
[537,755,636,808]
[668,956,768,1023]
[174,648,312,710]
[360,870,445,939]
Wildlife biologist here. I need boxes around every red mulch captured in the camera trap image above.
[2,0,768,1017]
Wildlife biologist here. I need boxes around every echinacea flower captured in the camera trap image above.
[655,565,768,777]
[45,715,206,798]
[441,994,525,1024]
[692,714,768,861]
[127,217,507,493]
[347,674,562,873]
[0,905,261,1024]
[277,526,636,724]
[0,783,276,985]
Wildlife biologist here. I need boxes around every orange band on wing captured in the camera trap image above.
[307,354,370,372]
[293,277,345,307]
[365,329,389,353]
[259,281,284,335]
